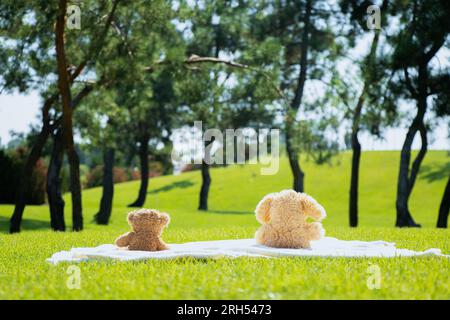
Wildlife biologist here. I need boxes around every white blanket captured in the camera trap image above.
[46,237,449,264]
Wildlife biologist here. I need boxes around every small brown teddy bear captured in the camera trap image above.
[255,189,326,249]
[115,209,170,251]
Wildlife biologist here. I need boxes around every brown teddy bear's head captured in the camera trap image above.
[127,209,170,234]
[255,189,326,226]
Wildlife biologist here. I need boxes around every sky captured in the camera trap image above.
[0,91,42,145]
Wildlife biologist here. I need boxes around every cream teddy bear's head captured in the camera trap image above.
[255,189,326,226]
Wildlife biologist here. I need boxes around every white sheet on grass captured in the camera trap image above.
[46,237,449,264]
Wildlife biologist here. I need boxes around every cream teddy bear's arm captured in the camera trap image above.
[255,194,274,224]
[302,196,326,221]
[115,231,134,247]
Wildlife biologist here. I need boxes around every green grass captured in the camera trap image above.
[0,151,449,299]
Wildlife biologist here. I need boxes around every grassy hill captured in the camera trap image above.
[0,151,449,299]
[1,150,448,230]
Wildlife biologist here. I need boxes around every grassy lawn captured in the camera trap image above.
[0,151,449,299]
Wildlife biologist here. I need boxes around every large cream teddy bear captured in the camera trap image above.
[255,189,326,249]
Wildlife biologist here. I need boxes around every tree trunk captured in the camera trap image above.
[436,174,450,228]
[349,129,361,227]
[128,137,149,207]
[284,0,311,193]
[55,0,83,231]
[95,148,115,224]
[349,87,365,228]
[67,138,83,231]
[395,64,428,228]
[198,160,211,211]
[395,123,422,227]
[286,129,304,192]
[348,25,382,227]
[198,138,213,210]
[47,129,66,231]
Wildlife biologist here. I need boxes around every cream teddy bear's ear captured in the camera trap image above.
[255,194,274,224]
[299,193,327,221]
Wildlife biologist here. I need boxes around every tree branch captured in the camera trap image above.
[69,0,121,82]
[51,78,109,130]
[110,17,134,59]
[403,68,419,98]
[423,38,445,64]
[145,54,286,100]
[290,0,312,112]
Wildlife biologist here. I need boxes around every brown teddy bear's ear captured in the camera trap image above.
[255,194,274,224]
[127,212,136,223]
[159,213,170,225]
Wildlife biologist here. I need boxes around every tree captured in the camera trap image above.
[55,0,84,230]
[124,78,178,209]
[47,128,65,231]
[286,0,311,193]
[176,1,279,210]
[46,84,96,230]
[387,0,450,227]
[435,122,450,229]
[107,2,176,208]
[75,86,123,225]
[180,1,241,210]
[339,0,390,227]
[248,0,344,192]
[1,0,120,232]
[437,174,450,228]
[74,0,174,216]
[97,148,115,224]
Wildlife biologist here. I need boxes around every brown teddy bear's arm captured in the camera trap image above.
[157,241,169,251]
[115,232,135,247]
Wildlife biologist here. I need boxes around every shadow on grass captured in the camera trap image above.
[207,210,253,215]
[96,257,218,266]
[0,216,50,233]
[148,180,194,194]
[420,161,450,182]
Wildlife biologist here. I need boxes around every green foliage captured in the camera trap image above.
[0,1,124,94]
[244,0,347,160]
[175,0,279,167]
[373,0,450,123]
[0,148,46,204]
[81,0,179,162]
[0,149,18,203]
[294,119,340,164]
